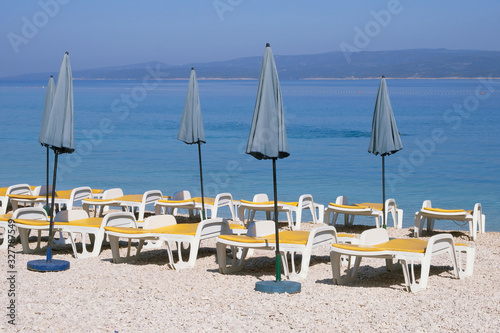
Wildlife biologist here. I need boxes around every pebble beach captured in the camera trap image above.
[1,216,499,333]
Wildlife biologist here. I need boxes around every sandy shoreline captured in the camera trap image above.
[1,220,499,332]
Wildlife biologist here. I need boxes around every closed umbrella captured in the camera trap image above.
[368,76,403,228]
[247,43,299,293]
[178,68,207,219]
[28,52,75,272]
[39,75,55,213]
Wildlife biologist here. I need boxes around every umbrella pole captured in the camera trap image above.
[46,149,60,261]
[382,155,386,229]
[272,158,281,282]
[46,145,50,215]
[198,141,206,220]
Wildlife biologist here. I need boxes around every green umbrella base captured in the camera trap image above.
[27,259,70,272]
[255,280,301,294]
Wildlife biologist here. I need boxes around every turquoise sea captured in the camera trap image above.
[1,78,499,231]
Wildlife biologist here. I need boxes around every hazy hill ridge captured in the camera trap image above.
[5,49,500,80]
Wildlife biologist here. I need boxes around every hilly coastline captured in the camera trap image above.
[4,49,500,81]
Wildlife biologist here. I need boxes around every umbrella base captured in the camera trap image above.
[27,259,70,272]
[255,280,301,294]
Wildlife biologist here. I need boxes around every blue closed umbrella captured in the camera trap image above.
[247,44,298,293]
[39,75,56,213]
[368,76,403,228]
[178,68,207,218]
[28,52,75,272]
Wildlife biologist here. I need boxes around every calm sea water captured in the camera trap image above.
[1,78,499,231]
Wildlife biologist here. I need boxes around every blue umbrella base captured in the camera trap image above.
[27,259,70,272]
[255,280,301,294]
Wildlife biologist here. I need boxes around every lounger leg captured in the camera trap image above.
[331,253,362,285]
[216,243,248,274]
[18,228,37,254]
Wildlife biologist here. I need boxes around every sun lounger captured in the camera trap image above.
[82,190,166,224]
[9,186,94,212]
[236,194,324,230]
[0,184,36,214]
[325,196,403,229]
[414,200,485,241]
[155,192,239,221]
[13,208,134,258]
[216,220,357,280]
[330,228,475,292]
[104,217,234,269]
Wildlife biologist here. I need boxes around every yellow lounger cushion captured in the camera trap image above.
[239,200,298,207]
[220,231,310,245]
[328,203,369,210]
[332,238,469,253]
[332,239,429,253]
[14,217,102,227]
[220,231,354,245]
[328,202,389,211]
[358,202,384,211]
[0,214,13,221]
[105,223,200,236]
[8,194,41,200]
[157,197,215,205]
[105,222,244,235]
[228,223,246,230]
[423,207,472,214]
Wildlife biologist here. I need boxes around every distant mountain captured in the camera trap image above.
[3,49,500,81]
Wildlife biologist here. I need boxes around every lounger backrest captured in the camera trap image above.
[54,209,89,222]
[247,220,275,237]
[7,184,32,195]
[33,185,53,196]
[308,226,337,247]
[335,195,349,205]
[298,194,314,208]
[359,228,389,246]
[252,193,269,202]
[68,187,93,210]
[12,207,48,220]
[198,218,231,238]
[142,190,163,204]
[172,190,191,200]
[102,212,137,229]
[213,193,236,220]
[425,233,456,257]
[102,188,124,200]
[421,200,432,209]
[143,214,176,229]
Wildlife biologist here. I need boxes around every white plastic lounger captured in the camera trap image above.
[82,190,165,224]
[104,217,233,269]
[325,196,403,229]
[216,220,357,280]
[14,208,135,258]
[414,200,485,241]
[330,228,475,292]
[155,192,239,221]
[236,194,324,230]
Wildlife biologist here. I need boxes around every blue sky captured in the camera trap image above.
[1,0,499,77]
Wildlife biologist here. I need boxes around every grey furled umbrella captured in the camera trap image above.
[39,75,56,213]
[28,52,75,272]
[368,76,403,228]
[178,68,207,219]
[247,44,298,293]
